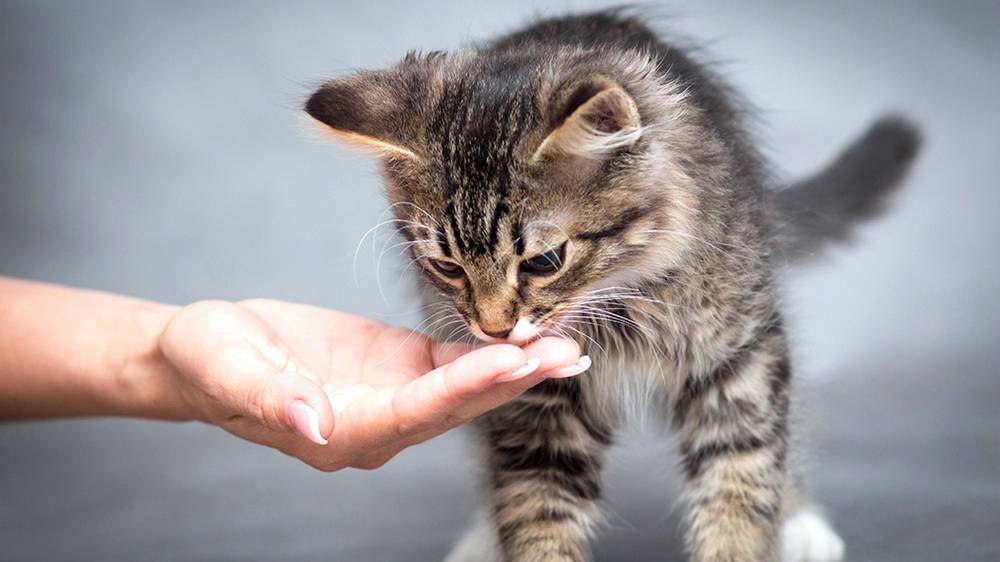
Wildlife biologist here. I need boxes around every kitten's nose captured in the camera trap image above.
[481,327,512,339]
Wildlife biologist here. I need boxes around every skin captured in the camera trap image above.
[0,277,587,471]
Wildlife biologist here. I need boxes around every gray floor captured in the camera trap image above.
[1,1,998,561]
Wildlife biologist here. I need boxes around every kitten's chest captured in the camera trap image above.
[578,352,678,423]
[577,296,760,420]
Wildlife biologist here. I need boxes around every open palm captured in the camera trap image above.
[159,299,583,471]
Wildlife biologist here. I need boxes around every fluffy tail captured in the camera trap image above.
[770,115,921,262]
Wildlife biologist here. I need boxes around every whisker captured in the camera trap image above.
[388,201,442,227]
[353,215,438,288]
[372,307,460,367]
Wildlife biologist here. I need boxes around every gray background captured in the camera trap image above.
[1,1,998,561]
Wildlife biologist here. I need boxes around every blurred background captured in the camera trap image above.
[1,1,997,561]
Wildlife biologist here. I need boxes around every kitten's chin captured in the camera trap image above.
[509,318,542,344]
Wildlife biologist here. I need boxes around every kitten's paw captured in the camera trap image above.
[780,509,845,562]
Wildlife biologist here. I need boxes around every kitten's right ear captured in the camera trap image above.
[306,55,438,161]
[532,77,642,163]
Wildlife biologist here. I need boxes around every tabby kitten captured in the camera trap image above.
[305,10,919,562]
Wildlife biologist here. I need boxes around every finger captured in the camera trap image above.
[374,336,588,451]
[161,302,336,445]
[317,339,589,472]
[243,372,336,445]
[428,340,477,368]
[403,336,582,433]
[395,343,531,423]
[518,336,582,374]
[327,344,529,451]
[428,335,580,372]
[320,340,587,467]
[349,337,586,462]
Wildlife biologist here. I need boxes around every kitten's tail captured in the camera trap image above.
[770,115,921,262]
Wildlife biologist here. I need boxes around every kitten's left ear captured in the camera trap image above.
[533,78,642,162]
[306,54,438,160]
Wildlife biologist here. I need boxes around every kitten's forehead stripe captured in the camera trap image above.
[513,221,525,256]
[444,201,467,255]
[487,202,509,255]
[428,59,538,257]
[437,231,452,258]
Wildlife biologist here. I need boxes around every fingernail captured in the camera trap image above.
[550,355,592,378]
[495,357,541,383]
[290,400,328,445]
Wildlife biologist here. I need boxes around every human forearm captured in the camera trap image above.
[0,277,188,420]
[0,277,591,470]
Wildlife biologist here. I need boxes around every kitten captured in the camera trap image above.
[306,10,919,562]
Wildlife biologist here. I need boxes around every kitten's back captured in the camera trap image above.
[488,10,921,263]
[486,10,746,139]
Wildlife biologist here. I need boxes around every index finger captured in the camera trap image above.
[387,336,583,437]
[428,334,581,368]
[314,344,529,460]
[390,343,530,434]
[347,336,584,467]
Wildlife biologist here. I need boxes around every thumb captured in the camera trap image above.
[160,301,335,445]
[243,371,334,446]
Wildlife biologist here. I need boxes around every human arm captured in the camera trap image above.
[0,277,587,470]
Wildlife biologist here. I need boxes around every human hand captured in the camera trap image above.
[158,299,588,471]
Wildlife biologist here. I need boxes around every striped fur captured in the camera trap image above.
[307,8,918,562]
[482,378,611,561]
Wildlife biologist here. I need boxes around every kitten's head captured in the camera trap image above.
[307,49,700,343]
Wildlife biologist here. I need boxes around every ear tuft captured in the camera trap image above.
[533,82,642,162]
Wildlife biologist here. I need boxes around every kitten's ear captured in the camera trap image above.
[306,54,438,160]
[533,78,642,162]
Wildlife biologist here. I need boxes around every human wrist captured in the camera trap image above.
[109,300,193,421]
[0,278,198,421]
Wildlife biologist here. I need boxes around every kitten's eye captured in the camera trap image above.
[429,259,465,279]
[521,242,567,275]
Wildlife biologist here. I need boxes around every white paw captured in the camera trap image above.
[780,509,846,562]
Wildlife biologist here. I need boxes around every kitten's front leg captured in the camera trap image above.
[674,341,791,562]
[480,378,613,562]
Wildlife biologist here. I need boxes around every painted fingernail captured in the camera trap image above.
[550,355,592,378]
[290,400,328,445]
[495,357,541,383]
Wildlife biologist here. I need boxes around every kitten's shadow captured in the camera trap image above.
[593,534,686,561]
[590,502,687,562]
